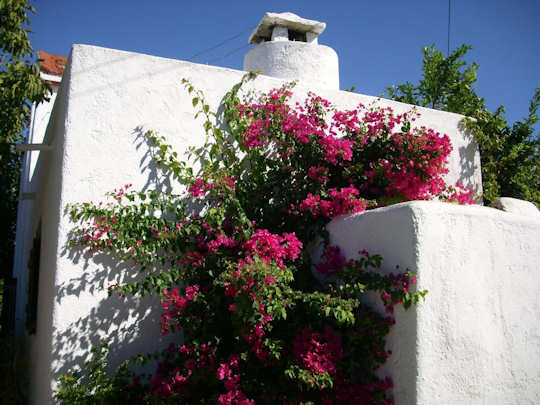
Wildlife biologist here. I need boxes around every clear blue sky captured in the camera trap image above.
[30,0,539,130]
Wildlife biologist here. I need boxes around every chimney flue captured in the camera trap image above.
[243,12,339,90]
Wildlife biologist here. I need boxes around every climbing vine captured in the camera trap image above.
[57,74,474,404]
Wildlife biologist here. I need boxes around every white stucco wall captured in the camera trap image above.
[18,44,485,404]
[10,61,71,402]
[243,41,340,90]
[326,201,540,405]
[13,78,60,342]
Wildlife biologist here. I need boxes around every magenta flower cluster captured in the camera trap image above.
[236,86,476,209]
[244,229,302,268]
[160,285,199,334]
[299,186,367,218]
[65,81,473,404]
[292,326,344,377]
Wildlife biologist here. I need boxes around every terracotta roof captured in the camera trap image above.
[38,50,67,76]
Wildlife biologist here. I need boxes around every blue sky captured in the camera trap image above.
[30,0,539,130]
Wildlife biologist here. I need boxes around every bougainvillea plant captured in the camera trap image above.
[56,74,475,404]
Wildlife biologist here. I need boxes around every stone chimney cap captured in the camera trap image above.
[248,12,326,44]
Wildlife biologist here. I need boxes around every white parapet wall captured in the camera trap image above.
[16,44,484,403]
[326,201,540,405]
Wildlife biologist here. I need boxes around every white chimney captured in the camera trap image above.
[243,12,339,90]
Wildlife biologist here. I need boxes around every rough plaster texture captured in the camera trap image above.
[325,201,540,404]
[244,41,340,90]
[491,197,540,217]
[15,44,484,403]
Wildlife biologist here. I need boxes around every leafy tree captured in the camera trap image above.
[386,45,540,206]
[0,0,50,330]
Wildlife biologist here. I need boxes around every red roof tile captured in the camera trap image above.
[38,50,67,76]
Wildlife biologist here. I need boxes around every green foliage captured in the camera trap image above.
[0,0,50,147]
[386,45,540,206]
[0,0,50,306]
[0,331,25,404]
[387,45,484,116]
[0,5,51,400]
[464,88,540,205]
[60,76,438,404]
[55,341,144,405]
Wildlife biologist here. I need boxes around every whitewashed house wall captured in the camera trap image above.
[12,13,539,404]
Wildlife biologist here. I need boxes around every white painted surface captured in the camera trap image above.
[271,25,288,42]
[244,41,340,90]
[22,63,70,404]
[306,31,318,44]
[12,76,59,341]
[28,84,59,181]
[491,197,540,217]
[248,12,326,44]
[39,71,62,84]
[326,201,540,405]
[16,44,484,403]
